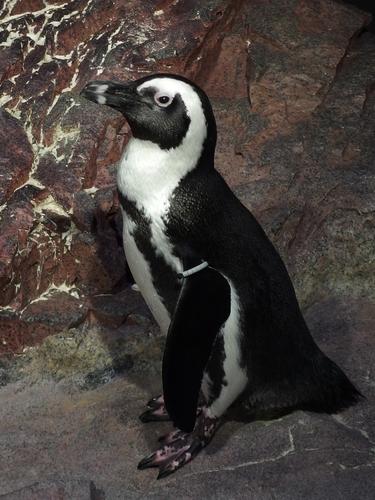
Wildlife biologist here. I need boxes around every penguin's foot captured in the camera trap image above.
[139,394,170,423]
[138,407,219,479]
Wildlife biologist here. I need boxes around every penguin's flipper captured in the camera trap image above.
[162,266,231,433]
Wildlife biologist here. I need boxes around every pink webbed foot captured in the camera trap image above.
[138,408,219,479]
[139,394,170,423]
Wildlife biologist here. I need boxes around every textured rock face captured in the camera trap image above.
[0,0,239,352]
[1,0,374,353]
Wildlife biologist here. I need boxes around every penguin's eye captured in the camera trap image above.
[154,92,172,107]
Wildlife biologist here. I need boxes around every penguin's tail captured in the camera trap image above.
[245,350,363,415]
[298,352,364,414]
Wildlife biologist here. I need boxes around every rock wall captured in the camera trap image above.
[0,0,374,354]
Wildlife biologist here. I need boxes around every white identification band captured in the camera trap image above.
[177,261,209,279]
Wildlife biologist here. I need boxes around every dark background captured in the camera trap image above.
[341,0,375,30]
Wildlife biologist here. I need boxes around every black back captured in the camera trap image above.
[164,166,362,414]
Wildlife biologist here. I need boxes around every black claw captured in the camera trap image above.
[188,438,204,459]
[157,467,175,480]
[146,401,158,409]
[139,410,157,423]
[140,394,169,423]
[137,454,157,470]
[139,409,169,423]
[146,395,163,409]
[139,410,152,423]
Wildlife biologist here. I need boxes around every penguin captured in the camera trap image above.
[80,74,362,479]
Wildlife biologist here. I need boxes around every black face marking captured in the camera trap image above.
[145,75,217,166]
[139,74,218,166]
[118,191,181,315]
[126,91,191,150]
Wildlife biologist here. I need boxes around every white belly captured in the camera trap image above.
[122,216,171,334]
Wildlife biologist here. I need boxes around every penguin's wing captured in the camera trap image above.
[162,266,231,433]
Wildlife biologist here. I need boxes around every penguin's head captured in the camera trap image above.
[81,74,216,161]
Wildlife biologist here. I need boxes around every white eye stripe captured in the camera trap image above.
[94,84,109,94]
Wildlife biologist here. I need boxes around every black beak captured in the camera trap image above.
[80,80,136,111]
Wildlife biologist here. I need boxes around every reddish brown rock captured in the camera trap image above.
[0,0,234,349]
[0,0,374,353]
[21,290,87,328]
[204,0,372,182]
[36,94,126,212]
[0,290,87,355]
[0,185,41,307]
[9,0,45,15]
[0,109,33,206]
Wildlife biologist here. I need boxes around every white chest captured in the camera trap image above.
[117,137,189,269]
[118,139,189,333]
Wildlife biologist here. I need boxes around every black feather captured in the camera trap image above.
[165,166,362,415]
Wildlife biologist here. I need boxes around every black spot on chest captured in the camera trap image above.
[118,192,181,315]
[205,333,227,404]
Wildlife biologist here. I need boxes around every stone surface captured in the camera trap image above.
[0,297,374,499]
[1,0,374,345]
